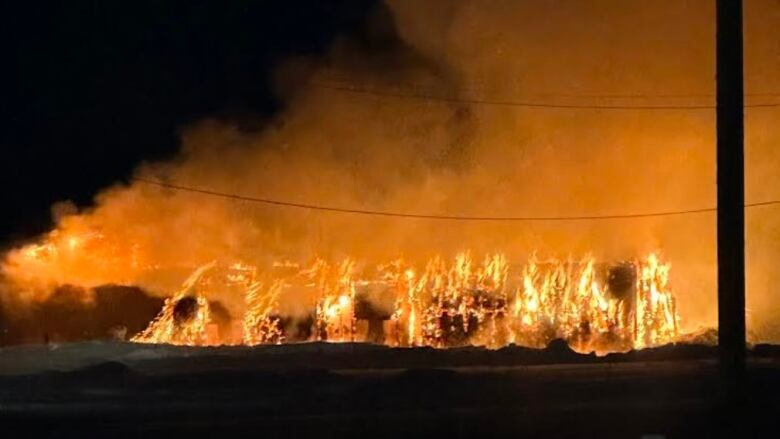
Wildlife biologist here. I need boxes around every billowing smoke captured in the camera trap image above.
[2,0,779,340]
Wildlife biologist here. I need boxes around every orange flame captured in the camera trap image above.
[4,230,679,353]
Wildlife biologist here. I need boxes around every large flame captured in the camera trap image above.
[131,262,216,345]
[0,226,680,353]
[109,250,676,353]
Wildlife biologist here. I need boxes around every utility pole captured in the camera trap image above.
[716,0,746,396]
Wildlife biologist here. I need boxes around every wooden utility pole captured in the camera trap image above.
[716,0,746,394]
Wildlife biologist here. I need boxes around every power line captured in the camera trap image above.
[496,92,780,99]
[135,178,780,222]
[314,78,780,99]
[314,82,780,110]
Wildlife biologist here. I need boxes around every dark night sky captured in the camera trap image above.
[2,0,381,244]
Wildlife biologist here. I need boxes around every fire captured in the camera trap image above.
[2,228,151,301]
[243,280,284,345]
[119,251,679,353]
[2,226,679,352]
[312,259,357,342]
[131,262,215,345]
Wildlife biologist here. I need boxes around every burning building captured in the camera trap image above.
[6,0,780,351]
[0,223,679,353]
[0,220,680,352]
